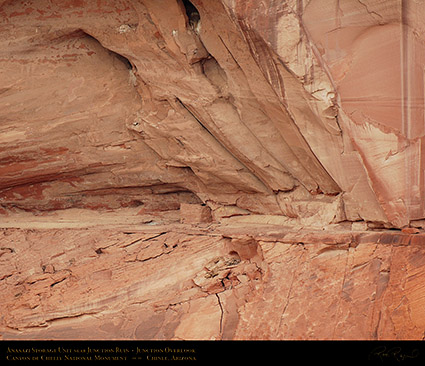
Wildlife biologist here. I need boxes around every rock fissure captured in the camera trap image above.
[276,248,304,337]
[332,248,352,338]
[215,293,224,338]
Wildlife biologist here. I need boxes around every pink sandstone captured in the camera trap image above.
[0,0,424,340]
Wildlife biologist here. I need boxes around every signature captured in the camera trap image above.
[369,346,420,362]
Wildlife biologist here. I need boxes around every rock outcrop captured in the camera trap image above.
[1,0,425,340]
[2,225,425,340]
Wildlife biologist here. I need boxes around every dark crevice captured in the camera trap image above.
[217,35,241,69]
[175,97,215,139]
[109,50,133,70]
[50,277,68,288]
[182,0,201,32]
[215,293,224,338]
[81,30,135,70]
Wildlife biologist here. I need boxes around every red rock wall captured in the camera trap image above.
[1,0,424,228]
[1,226,425,340]
[1,0,425,340]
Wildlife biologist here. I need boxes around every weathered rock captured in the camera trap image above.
[1,0,424,227]
[0,224,424,340]
[0,0,425,340]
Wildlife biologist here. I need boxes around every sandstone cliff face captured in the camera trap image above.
[2,226,425,340]
[1,0,425,340]
[2,0,424,228]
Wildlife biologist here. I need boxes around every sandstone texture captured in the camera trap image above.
[1,222,425,340]
[1,0,425,340]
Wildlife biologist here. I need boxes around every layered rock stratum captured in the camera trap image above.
[1,0,425,340]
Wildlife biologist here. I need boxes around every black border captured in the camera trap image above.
[1,340,424,364]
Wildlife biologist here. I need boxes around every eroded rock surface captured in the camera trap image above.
[1,224,425,340]
[1,0,425,340]
[2,0,425,227]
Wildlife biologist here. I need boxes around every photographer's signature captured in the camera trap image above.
[369,346,420,362]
